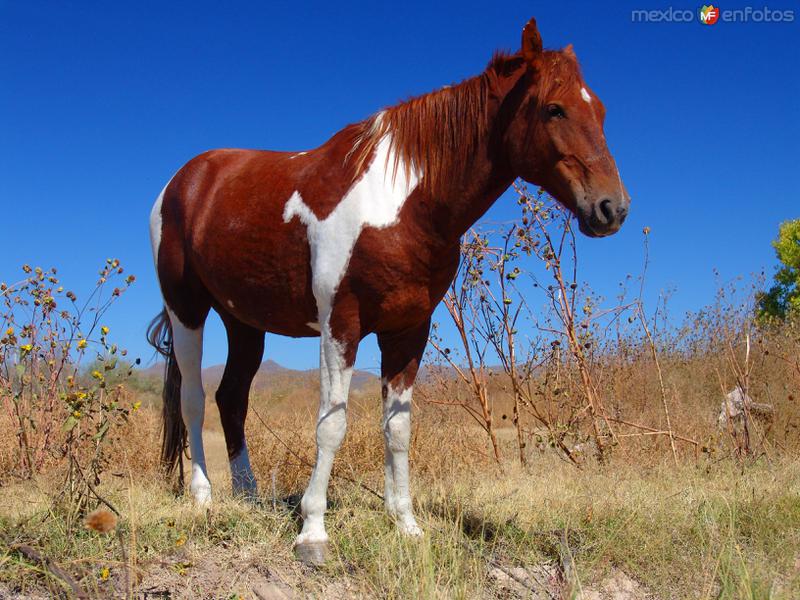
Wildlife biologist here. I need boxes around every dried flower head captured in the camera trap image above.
[85,508,117,533]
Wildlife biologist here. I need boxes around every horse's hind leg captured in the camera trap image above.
[166,306,212,505]
[377,318,430,536]
[216,314,265,499]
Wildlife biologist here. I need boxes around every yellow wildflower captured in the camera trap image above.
[132,401,141,411]
[101,326,109,335]
[77,339,87,349]
[100,567,110,581]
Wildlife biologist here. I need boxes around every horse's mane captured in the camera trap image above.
[348,52,525,198]
[348,49,583,198]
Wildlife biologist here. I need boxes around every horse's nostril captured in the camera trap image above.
[597,199,615,224]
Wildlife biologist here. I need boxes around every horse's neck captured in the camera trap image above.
[415,130,515,246]
[411,73,520,245]
[439,164,515,241]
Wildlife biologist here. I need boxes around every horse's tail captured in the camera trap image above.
[146,308,185,492]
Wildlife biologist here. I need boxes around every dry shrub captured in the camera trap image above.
[246,390,493,499]
[0,261,142,515]
[0,408,18,481]
[425,188,800,466]
[109,402,162,476]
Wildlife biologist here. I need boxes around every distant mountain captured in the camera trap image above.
[137,358,378,392]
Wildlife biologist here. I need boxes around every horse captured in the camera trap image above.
[146,16,630,564]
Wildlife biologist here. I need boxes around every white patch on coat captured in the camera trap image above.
[306,321,321,332]
[580,87,592,103]
[227,299,235,309]
[382,381,421,536]
[230,443,257,498]
[282,133,420,319]
[289,151,308,159]
[149,179,173,270]
[165,307,211,506]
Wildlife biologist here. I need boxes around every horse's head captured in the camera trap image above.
[503,18,630,238]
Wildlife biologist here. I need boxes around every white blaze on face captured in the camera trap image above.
[580,87,592,103]
[282,129,420,319]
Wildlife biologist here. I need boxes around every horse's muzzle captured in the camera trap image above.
[578,196,629,238]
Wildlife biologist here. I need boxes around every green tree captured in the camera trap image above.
[758,219,800,320]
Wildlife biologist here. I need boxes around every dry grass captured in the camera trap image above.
[1,382,799,599]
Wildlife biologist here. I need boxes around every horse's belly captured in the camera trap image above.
[196,220,321,337]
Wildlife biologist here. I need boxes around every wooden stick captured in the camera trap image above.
[11,544,88,599]
[606,416,699,447]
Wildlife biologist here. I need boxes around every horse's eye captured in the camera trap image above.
[546,104,566,119]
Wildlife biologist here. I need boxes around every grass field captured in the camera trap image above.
[1,382,799,599]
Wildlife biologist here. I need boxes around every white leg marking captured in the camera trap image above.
[580,87,592,103]
[283,132,420,318]
[230,442,258,499]
[383,381,421,536]
[288,120,416,550]
[166,308,212,506]
[295,320,353,547]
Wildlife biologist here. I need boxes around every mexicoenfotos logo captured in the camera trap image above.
[632,5,795,23]
[699,5,720,25]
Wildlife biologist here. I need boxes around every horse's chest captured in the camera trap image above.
[346,228,459,331]
[282,135,420,319]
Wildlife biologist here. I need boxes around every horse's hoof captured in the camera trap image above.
[294,541,328,566]
[399,521,423,537]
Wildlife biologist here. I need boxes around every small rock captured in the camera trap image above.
[579,568,649,600]
[252,581,295,600]
[488,563,561,599]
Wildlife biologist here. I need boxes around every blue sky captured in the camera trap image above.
[1,1,797,372]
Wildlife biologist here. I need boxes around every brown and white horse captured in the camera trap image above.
[147,17,629,563]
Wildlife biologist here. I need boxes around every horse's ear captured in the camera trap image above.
[563,43,577,61]
[521,17,543,66]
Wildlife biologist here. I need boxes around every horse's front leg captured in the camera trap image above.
[294,315,358,565]
[377,319,430,537]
